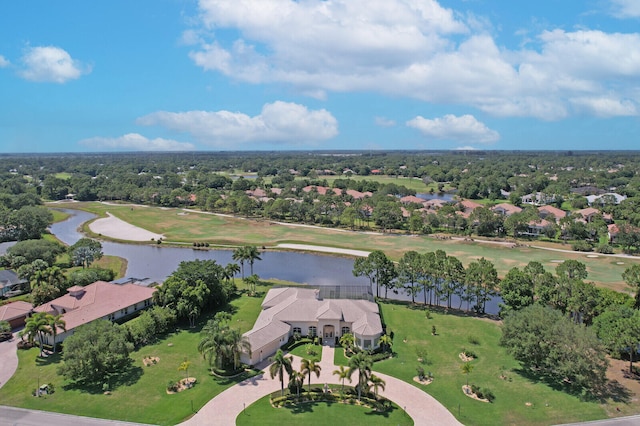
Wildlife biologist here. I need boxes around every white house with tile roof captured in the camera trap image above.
[241,287,383,366]
[34,281,155,345]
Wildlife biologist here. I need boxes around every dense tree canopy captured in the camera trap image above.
[58,320,134,385]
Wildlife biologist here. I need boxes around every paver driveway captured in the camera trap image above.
[180,345,462,426]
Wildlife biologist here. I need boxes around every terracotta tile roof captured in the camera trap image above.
[0,301,33,322]
[34,281,155,331]
[538,205,567,220]
[574,207,600,218]
[459,200,482,212]
[400,195,424,204]
[491,203,522,216]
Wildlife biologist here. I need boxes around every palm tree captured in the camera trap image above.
[232,247,248,280]
[288,370,305,398]
[461,361,474,387]
[198,316,230,371]
[48,314,66,354]
[223,263,240,286]
[23,312,51,357]
[300,358,322,393]
[333,365,351,397]
[244,245,262,276]
[339,332,355,353]
[228,328,251,370]
[269,349,293,397]
[178,359,191,382]
[369,374,386,399]
[379,334,392,353]
[348,352,372,401]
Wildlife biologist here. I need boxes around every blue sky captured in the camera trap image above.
[1,0,639,153]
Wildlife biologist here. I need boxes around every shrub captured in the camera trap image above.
[596,243,614,254]
[166,381,179,392]
[305,344,318,357]
[483,388,495,402]
[463,349,477,358]
[571,241,593,252]
[416,366,425,380]
[416,347,428,364]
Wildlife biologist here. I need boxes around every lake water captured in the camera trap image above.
[49,208,500,314]
[416,192,455,202]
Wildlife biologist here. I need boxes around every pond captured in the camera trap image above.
[416,192,456,202]
[48,208,500,314]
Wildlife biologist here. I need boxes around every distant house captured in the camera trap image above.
[459,200,482,214]
[537,205,566,222]
[608,224,620,243]
[586,193,627,206]
[34,281,155,345]
[521,192,555,206]
[399,195,424,205]
[573,207,601,223]
[0,270,28,298]
[491,203,522,216]
[524,219,553,237]
[241,287,383,366]
[0,301,33,330]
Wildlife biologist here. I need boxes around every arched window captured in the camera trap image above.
[308,326,317,337]
[293,327,302,334]
[341,326,350,335]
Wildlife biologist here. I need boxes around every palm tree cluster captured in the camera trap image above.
[197,312,251,372]
[19,312,66,356]
[232,245,262,281]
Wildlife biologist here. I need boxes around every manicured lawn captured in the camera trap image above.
[288,343,322,362]
[373,300,611,426]
[58,202,640,292]
[0,294,265,425]
[236,394,413,426]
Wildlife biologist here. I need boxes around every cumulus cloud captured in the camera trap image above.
[610,0,640,18]
[406,114,499,143]
[19,46,90,83]
[0,55,9,68]
[375,117,396,127]
[79,133,195,151]
[137,101,338,147]
[187,0,640,120]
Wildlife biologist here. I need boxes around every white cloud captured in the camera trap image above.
[19,46,90,83]
[455,146,479,151]
[0,55,9,68]
[406,114,499,143]
[188,0,640,120]
[375,117,396,127]
[610,0,640,18]
[137,101,338,147]
[79,133,195,151]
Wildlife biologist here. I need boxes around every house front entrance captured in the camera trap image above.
[322,325,335,346]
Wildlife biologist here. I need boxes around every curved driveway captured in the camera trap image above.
[180,345,461,426]
[0,331,19,390]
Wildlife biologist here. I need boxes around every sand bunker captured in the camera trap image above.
[89,212,164,242]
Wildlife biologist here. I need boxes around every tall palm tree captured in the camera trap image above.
[269,349,293,397]
[232,247,248,280]
[348,352,372,400]
[223,263,240,286]
[198,317,229,371]
[461,361,474,387]
[244,245,262,276]
[333,365,351,396]
[228,328,251,370]
[48,314,66,354]
[369,374,386,399]
[300,358,322,393]
[23,312,51,357]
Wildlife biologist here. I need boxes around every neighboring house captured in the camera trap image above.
[608,224,620,243]
[0,270,28,298]
[459,200,482,214]
[573,207,601,223]
[524,219,553,237]
[537,205,566,222]
[0,300,33,330]
[34,281,155,345]
[241,286,383,366]
[586,193,626,206]
[491,203,522,216]
[399,195,424,205]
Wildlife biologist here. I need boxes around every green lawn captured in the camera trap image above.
[0,293,265,425]
[373,300,610,426]
[288,343,322,362]
[57,202,639,292]
[236,394,413,426]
